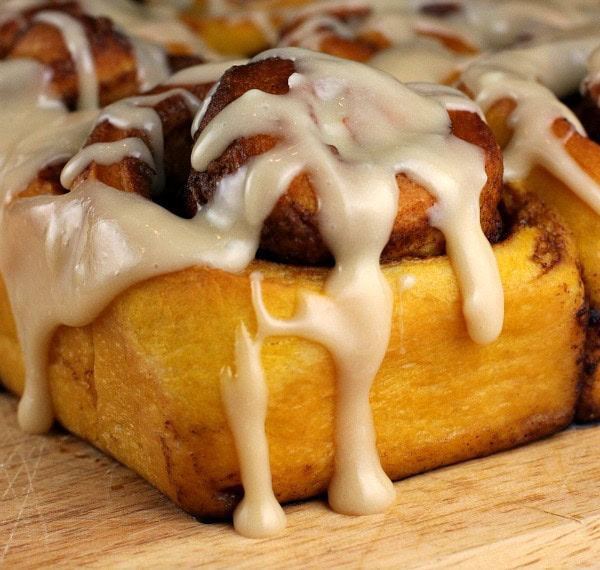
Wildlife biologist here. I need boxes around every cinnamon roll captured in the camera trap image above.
[0,39,586,540]
[0,3,208,110]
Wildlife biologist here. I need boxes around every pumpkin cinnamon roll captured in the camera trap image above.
[0,47,585,539]
[458,33,600,421]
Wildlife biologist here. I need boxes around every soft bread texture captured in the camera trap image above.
[486,99,600,421]
[0,191,585,518]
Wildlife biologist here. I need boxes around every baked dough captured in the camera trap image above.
[486,101,600,422]
[0,188,585,518]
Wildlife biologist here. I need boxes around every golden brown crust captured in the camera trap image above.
[483,96,600,422]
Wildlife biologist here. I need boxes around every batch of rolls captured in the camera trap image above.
[2,0,600,537]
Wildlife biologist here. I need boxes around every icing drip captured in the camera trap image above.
[462,35,600,214]
[191,48,499,535]
[0,60,261,435]
[3,174,268,434]
[583,46,600,100]
[129,37,171,92]
[220,320,286,539]
[34,11,99,110]
[61,89,203,193]
[0,59,96,433]
[370,40,471,84]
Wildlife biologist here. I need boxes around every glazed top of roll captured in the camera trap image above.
[63,52,503,266]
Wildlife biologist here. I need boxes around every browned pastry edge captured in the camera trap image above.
[73,82,214,214]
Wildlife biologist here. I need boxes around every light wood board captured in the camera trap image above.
[1,392,600,569]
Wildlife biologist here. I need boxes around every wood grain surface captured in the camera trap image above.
[1,391,600,569]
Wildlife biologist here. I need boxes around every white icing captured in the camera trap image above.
[462,34,600,214]
[583,46,600,100]
[220,319,286,538]
[34,10,99,110]
[62,88,202,193]
[370,40,471,84]
[129,37,171,92]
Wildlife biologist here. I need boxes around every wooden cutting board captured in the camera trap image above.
[1,392,600,569]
